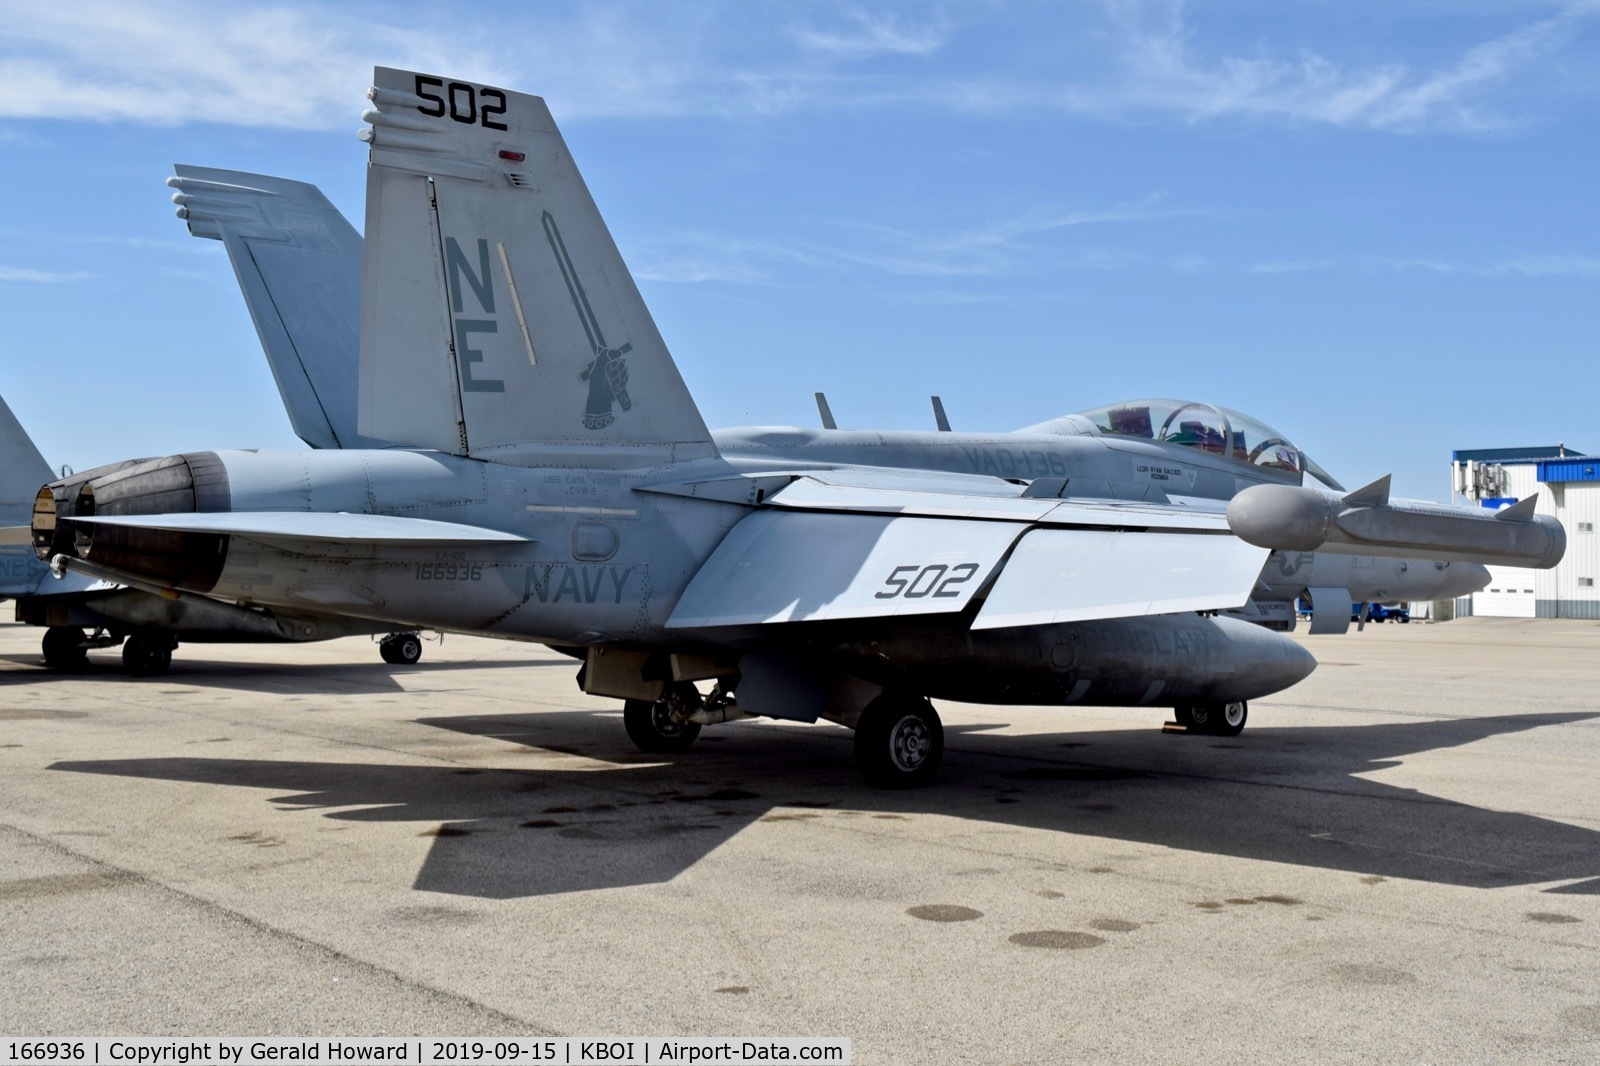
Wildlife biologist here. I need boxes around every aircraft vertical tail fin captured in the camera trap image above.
[0,394,52,527]
[358,68,716,459]
[167,166,380,449]
[1,393,54,597]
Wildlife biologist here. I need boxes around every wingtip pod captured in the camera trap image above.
[1228,483,1567,569]
[1226,483,1338,553]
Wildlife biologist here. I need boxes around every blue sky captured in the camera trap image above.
[1,0,1596,499]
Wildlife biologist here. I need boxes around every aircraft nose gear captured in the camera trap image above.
[1175,700,1248,737]
[623,682,704,754]
[379,632,424,665]
[854,693,944,788]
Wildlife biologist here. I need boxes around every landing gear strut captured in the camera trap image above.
[379,632,424,665]
[623,682,704,754]
[854,693,944,788]
[1175,700,1248,737]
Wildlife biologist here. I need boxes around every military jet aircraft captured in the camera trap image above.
[163,169,1492,637]
[32,69,1562,786]
[4,393,418,672]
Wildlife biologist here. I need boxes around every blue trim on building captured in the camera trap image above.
[1538,458,1600,483]
[1452,445,1579,464]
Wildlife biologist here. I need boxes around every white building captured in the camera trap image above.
[1452,446,1600,619]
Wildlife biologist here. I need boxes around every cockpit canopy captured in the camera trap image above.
[1036,399,1344,490]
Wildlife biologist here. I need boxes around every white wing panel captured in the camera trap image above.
[766,478,1231,531]
[73,512,527,542]
[769,478,1058,521]
[667,510,1022,629]
[974,529,1267,630]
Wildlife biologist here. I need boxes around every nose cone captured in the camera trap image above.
[1277,632,1319,691]
[1434,562,1492,600]
[1213,616,1318,699]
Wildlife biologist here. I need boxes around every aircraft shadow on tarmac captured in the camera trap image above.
[0,652,569,694]
[50,707,1600,899]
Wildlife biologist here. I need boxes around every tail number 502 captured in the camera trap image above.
[875,562,980,600]
[415,75,509,130]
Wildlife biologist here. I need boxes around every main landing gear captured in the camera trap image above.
[41,626,89,671]
[379,632,424,665]
[623,682,704,754]
[854,693,944,789]
[1174,701,1248,737]
[121,633,176,676]
[617,680,946,788]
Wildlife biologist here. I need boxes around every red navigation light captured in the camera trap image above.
[498,149,526,162]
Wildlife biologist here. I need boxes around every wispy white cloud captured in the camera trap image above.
[0,265,95,282]
[1088,0,1600,132]
[1389,251,1600,277]
[0,0,506,128]
[790,8,947,60]
[1483,252,1600,277]
[0,0,1591,133]
[633,196,1179,283]
[631,232,825,284]
[1247,259,1337,274]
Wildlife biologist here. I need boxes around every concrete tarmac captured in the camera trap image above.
[2,617,1599,1062]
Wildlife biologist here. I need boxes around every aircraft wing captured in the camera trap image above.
[766,477,1231,531]
[68,512,529,542]
[668,478,1266,630]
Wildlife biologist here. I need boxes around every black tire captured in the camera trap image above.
[380,633,423,664]
[122,634,174,676]
[623,683,703,754]
[854,694,943,788]
[1177,701,1247,737]
[41,627,88,671]
[1215,700,1248,736]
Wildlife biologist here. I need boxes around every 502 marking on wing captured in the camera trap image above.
[875,562,980,600]
[415,75,508,130]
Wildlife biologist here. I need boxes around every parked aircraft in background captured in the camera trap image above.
[4,395,417,673]
[29,70,1560,785]
[164,169,1493,636]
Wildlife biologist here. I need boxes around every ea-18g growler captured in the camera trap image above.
[160,166,1496,635]
[32,69,1564,785]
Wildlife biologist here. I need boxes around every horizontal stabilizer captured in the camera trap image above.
[668,511,1021,628]
[973,529,1267,629]
[69,511,528,543]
